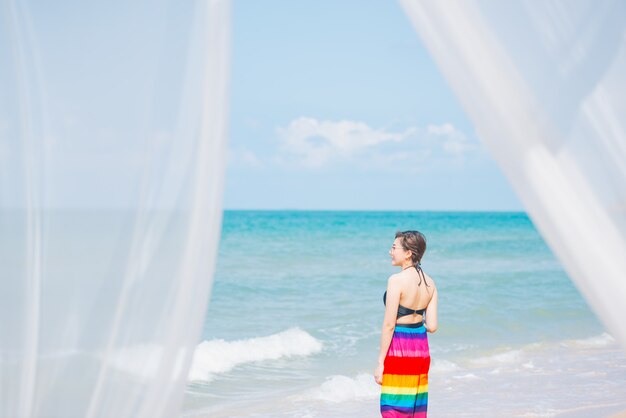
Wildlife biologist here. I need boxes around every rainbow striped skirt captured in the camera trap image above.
[380,322,430,417]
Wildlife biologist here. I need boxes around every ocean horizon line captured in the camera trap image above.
[222,208,527,214]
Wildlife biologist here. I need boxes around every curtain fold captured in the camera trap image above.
[401,0,626,348]
[0,0,230,416]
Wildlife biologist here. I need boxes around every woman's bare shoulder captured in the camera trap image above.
[424,272,437,289]
[387,272,402,285]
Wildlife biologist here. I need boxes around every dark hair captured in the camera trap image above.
[395,230,429,286]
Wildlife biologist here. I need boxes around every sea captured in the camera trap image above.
[182,211,626,418]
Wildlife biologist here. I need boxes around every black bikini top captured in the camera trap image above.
[383,265,430,319]
[383,291,426,318]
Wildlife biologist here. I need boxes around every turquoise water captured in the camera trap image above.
[183,211,626,417]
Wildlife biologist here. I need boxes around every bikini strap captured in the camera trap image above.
[414,263,430,287]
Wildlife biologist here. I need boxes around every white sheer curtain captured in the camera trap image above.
[0,0,230,417]
[401,1,626,347]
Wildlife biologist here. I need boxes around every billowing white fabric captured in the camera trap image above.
[0,0,230,417]
[401,1,626,347]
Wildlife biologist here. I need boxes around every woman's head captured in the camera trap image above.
[393,230,427,266]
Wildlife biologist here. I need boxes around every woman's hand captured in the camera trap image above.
[374,363,384,385]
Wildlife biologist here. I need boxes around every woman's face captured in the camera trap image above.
[389,237,410,266]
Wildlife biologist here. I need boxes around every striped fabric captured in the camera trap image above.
[380,323,430,417]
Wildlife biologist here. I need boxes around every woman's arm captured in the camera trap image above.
[425,285,438,333]
[374,275,401,385]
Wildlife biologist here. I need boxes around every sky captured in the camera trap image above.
[1,0,523,211]
[224,1,523,211]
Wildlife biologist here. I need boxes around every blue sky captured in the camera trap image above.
[224,1,522,211]
[2,0,522,211]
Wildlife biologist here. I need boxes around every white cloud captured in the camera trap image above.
[427,123,475,156]
[268,118,482,173]
[276,117,416,167]
[227,146,263,168]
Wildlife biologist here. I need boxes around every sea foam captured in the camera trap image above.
[188,327,323,382]
[304,373,379,403]
[470,349,523,367]
[430,359,461,373]
[561,332,615,349]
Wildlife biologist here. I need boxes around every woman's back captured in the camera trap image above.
[394,267,435,325]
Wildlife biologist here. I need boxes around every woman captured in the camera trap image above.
[374,230,438,418]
